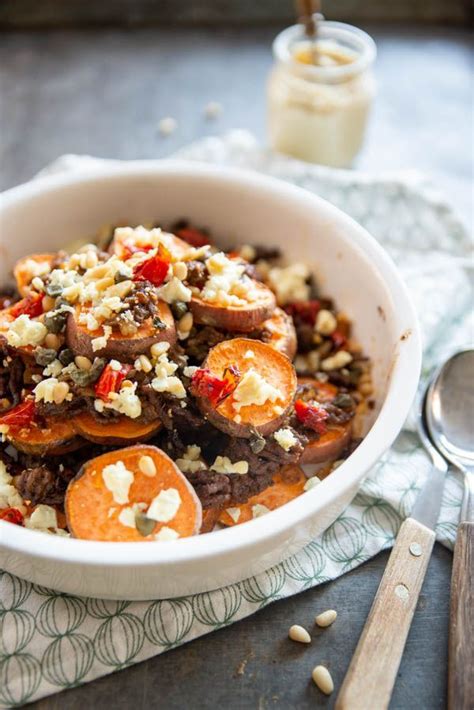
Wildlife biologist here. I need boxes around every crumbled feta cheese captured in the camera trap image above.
[151,352,186,399]
[210,457,249,475]
[33,377,59,403]
[315,309,337,336]
[26,505,58,530]
[200,252,252,307]
[304,476,321,491]
[156,277,192,304]
[42,359,63,378]
[94,381,142,419]
[109,359,122,371]
[175,445,206,473]
[0,462,26,512]
[118,507,137,529]
[321,350,353,371]
[91,325,112,352]
[102,461,134,504]
[155,526,180,541]
[268,263,311,305]
[273,428,298,452]
[244,349,255,359]
[147,488,181,523]
[232,369,284,412]
[183,365,198,378]
[252,504,270,519]
[150,341,170,359]
[6,315,47,348]
[226,507,241,523]
[22,258,52,281]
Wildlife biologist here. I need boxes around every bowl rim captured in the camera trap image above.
[0,160,422,567]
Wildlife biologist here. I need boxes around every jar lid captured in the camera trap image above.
[273,20,376,83]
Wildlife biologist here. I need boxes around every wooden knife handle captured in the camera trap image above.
[448,521,474,710]
[336,517,436,710]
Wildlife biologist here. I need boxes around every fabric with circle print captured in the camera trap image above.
[0,137,471,707]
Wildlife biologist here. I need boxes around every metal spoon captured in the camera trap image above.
[336,352,468,710]
[425,348,474,710]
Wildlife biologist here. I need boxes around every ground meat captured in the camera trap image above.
[185,326,230,363]
[119,281,162,326]
[186,260,209,289]
[0,351,25,407]
[14,464,75,507]
[252,245,282,262]
[185,469,232,509]
[36,395,88,420]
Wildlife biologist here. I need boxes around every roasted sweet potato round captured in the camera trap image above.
[219,465,306,526]
[110,229,195,262]
[6,418,83,456]
[13,253,56,297]
[189,281,276,333]
[195,338,297,438]
[66,302,176,362]
[259,307,297,360]
[73,412,161,445]
[300,423,352,464]
[66,444,202,542]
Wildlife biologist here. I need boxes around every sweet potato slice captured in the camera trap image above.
[0,308,37,360]
[297,377,338,403]
[6,418,83,456]
[219,465,306,526]
[300,423,352,464]
[65,445,202,542]
[259,307,297,359]
[195,338,297,438]
[200,507,222,534]
[13,253,56,297]
[189,281,276,333]
[73,412,161,445]
[110,229,194,262]
[66,302,176,361]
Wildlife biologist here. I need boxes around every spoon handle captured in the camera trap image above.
[336,517,435,710]
[448,520,474,710]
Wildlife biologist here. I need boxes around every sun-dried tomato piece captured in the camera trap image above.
[294,399,329,435]
[133,244,171,286]
[284,300,321,326]
[0,508,24,526]
[331,330,347,350]
[95,363,133,402]
[0,398,36,430]
[175,227,210,248]
[9,293,44,319]
[191,365,240,406]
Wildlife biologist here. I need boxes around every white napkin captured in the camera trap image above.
[1,132,472,707]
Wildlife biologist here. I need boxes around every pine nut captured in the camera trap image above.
[75,356,92,371]
[151,342,170,358]
[359,382,373,396]
[95,277,114,291]
[315,609,337,628]
[173,262,188,281]
[311,665,334,695]
[178,312,193,333]
[120,380,134,389]
[139,455,157,477]
[44,333,61,350]
[53,382,70,405]
[139,355,153,373]
[288,625,311,644]
[321,350,353,371]
[41,295,56,312]
[32,277,45,292]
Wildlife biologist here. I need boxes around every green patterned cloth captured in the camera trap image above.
[1,133,472,707]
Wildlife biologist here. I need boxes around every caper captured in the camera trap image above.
[333,393,355,410]
[153,316,166,331]
[135,512,156,537]
[58,348,74,366]
[249,432,266,454]
[171,301,188,320]
[34,347,58,366]
[45,282,63,298]
[44,310,68,334]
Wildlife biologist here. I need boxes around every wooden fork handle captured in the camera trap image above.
[336,518,436,710]
[448,521,474,710]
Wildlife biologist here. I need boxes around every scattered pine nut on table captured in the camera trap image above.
[288,625,311,644]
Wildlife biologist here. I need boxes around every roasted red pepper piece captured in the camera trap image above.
[284,300,321,326]
[9,293,44,319]
[0,508,24,526]
[294,399,329,434]
[133,243,171,286]
[191,366,240,406]
[175,227,210,248]
[95,363,133,401]
[0,399,36,430]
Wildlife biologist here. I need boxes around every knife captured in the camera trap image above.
[335,390,449,710]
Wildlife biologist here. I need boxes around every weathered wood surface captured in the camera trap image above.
[1,25,471,709]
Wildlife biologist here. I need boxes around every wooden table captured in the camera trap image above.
[0,24,471,710]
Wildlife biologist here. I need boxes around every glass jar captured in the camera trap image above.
[267,20,376,167]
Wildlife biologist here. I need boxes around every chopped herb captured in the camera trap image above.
[44,310,68,334]
[69,358,106,386]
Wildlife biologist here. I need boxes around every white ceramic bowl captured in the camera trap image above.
[0,162,421,600]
